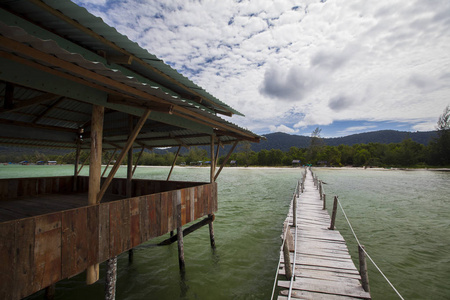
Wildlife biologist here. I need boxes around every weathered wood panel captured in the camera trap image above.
[0,179,217,300]
[62,208,88,278]
[0,220,15,300]
[34,214,62,292]
[14,218,36,299]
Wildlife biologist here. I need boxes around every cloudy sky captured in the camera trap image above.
[73,0,450,137]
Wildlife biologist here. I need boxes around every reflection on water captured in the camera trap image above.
[2,165,448,299]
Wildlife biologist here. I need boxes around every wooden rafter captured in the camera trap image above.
[0,92,59,113]
[33,97,65,123]
[0,46,249,139]
[0,119,78,133]
[27,0,234,116]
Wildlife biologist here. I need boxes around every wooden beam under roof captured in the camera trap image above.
[0,38,252,139]
[0,90,60,113]
[0,119,78,133]
[27,0,235,117]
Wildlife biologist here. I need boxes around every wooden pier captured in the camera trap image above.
[276,169,371,299]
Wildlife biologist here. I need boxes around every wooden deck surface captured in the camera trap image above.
[0,193,124,222]
[277,170,371,299]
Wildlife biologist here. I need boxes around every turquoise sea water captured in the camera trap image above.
[1,165,449,299]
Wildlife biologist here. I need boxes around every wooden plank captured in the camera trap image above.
[34,213,62,292]
[86,205,99,266]
[279,289,358,299]
[98,203,110,263]
[139,195,150,242]
[109,199,131,257]
[61,208,88,278]
[278,278,371,299]
[160,192,168,235]
[14,218,36,299]
[0,220,15,300]
[130,197,141,248]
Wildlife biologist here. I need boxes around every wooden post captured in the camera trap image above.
[208,135,216,248]
[292,194,297,226]
[132,147,145,176]
[177,227,185,271]
[214,140,238,181]
[359,245,370,293]
[319,180,323,200]
[86,104,103,285]
[283,237,293,279]
[105,256,117,300]
[127,115,134,263]
[73,138,81,192]
[323,194,326,210]
[329,196,338,230]
[208,214,216,248]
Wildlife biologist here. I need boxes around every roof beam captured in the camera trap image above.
[27,0,234,116]
[0,92,59,113]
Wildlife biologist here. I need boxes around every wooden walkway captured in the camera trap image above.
[276,169,371,299]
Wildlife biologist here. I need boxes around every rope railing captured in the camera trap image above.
[270,171,305,300]
[335,196,405,300]
[316,169,405,300]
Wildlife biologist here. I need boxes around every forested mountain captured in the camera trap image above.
[0,130,438,161]
[251,130,437,152]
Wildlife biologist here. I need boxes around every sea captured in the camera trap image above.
[1,165,449,300]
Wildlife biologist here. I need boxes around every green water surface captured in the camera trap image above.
[1,165,449,299]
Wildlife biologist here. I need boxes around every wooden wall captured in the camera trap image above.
[0,181,217,300]
[0,176,74,200]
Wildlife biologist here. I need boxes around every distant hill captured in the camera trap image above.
[250,130,437,153]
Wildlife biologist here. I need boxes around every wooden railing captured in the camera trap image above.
[0,176,217,300]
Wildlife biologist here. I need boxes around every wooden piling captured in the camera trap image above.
[208,214,216,248]
[322,193,326,210]
[329,196,338,230]
[177,227,185,271]
[359,245,370,293]
[292,194,297,226]
[319,180,323,199]
[105,256,117,300]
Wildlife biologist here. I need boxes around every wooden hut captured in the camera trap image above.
[0,1,261,299]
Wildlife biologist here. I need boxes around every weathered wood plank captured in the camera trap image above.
[62,208,88,278]
[278,278,371,299]
[14,218,36,299]
[129,197,141,248]
[0,220,15,300]
[98,203,110,262]
[34,213,62,291]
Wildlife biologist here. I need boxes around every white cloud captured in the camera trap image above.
[269,124,299,134]
[337,125,378,136]
[73,0,450,135]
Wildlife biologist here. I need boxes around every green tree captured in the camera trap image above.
[308,127,324,164]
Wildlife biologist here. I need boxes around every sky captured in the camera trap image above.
[73,0,450,138]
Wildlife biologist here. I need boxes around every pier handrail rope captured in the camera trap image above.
[287,182,299,300]
[335,196,405,300]
[270,175,304,300]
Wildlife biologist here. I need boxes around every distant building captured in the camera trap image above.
[36,161,45,165]
[230,160,237,167]
[47,161,57,165]
[190,161,202,166]
[292,160,301,167]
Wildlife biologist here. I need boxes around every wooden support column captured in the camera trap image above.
[73,136,81,192]
[44,284,55,300]
[208,135,216,248]
[105,256,118,300]
[176,190,185,271]
[127,115,134,263]
[86,104,103,285]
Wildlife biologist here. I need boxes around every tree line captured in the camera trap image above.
[2,106,449,168]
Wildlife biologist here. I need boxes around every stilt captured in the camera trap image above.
[177,226,185,271]
[105,256,118,300]
[127,115,134,264]
[128,249,134,263]
[208,214,216,248]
